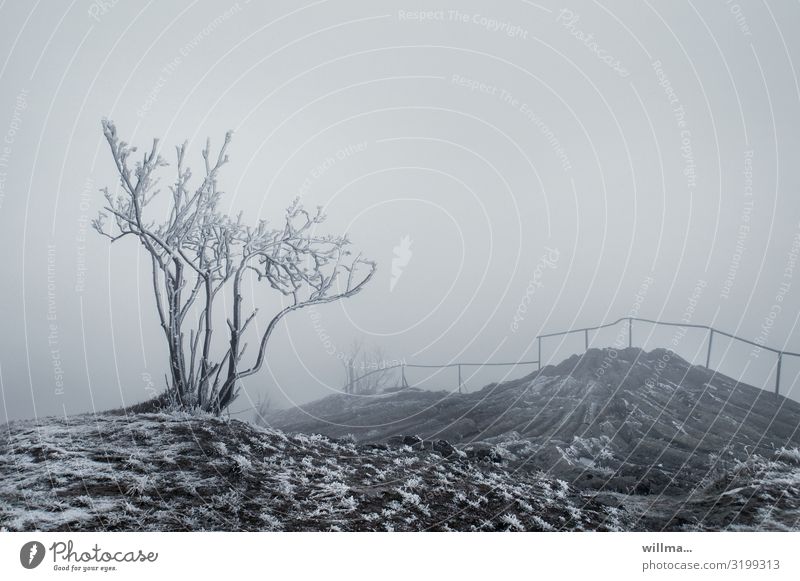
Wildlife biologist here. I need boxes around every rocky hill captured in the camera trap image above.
[267,348,800,495]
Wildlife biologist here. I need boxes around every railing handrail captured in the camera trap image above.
[342,359,541,392]
[344,316,797,396]
[405,361,540,368]
[538,315,800,357]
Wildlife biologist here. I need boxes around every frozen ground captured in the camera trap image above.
[4,348,799,531]
[0,412,628,532]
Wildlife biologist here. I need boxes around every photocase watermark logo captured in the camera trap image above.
[21,540,159,573]
[510,247,560,333]
[390,235,413,292]
[556,9,630,77]
[87,0,121,22]
[20,541,46,569]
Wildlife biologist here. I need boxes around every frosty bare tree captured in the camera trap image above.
[94,120,376,413]
[342,338,398,394]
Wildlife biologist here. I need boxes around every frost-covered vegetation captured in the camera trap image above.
[607,446,800,531]
[93,121,375,414]
[682,447,800,531]
[0,413,628,532]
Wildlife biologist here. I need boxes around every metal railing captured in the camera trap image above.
[345,316,799,396]
[344,359,541,394]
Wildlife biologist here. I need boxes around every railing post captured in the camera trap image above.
[706,330,714,368]
[584,328,589,350]
[776,353,782,396]
[458,364,463,394]
[538,337,542,371]
[628,318,633,348]
[401,364,408,389]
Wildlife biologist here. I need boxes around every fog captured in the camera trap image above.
[2,0,800,422]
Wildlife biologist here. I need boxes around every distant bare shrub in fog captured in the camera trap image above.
[94,120,376,414]
[341,338,399,394]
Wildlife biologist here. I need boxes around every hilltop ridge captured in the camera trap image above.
[267,347,800,494]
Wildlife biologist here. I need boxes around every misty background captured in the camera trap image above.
[1,0,800,422]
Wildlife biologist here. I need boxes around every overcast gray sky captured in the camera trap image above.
[2,0,800,421]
